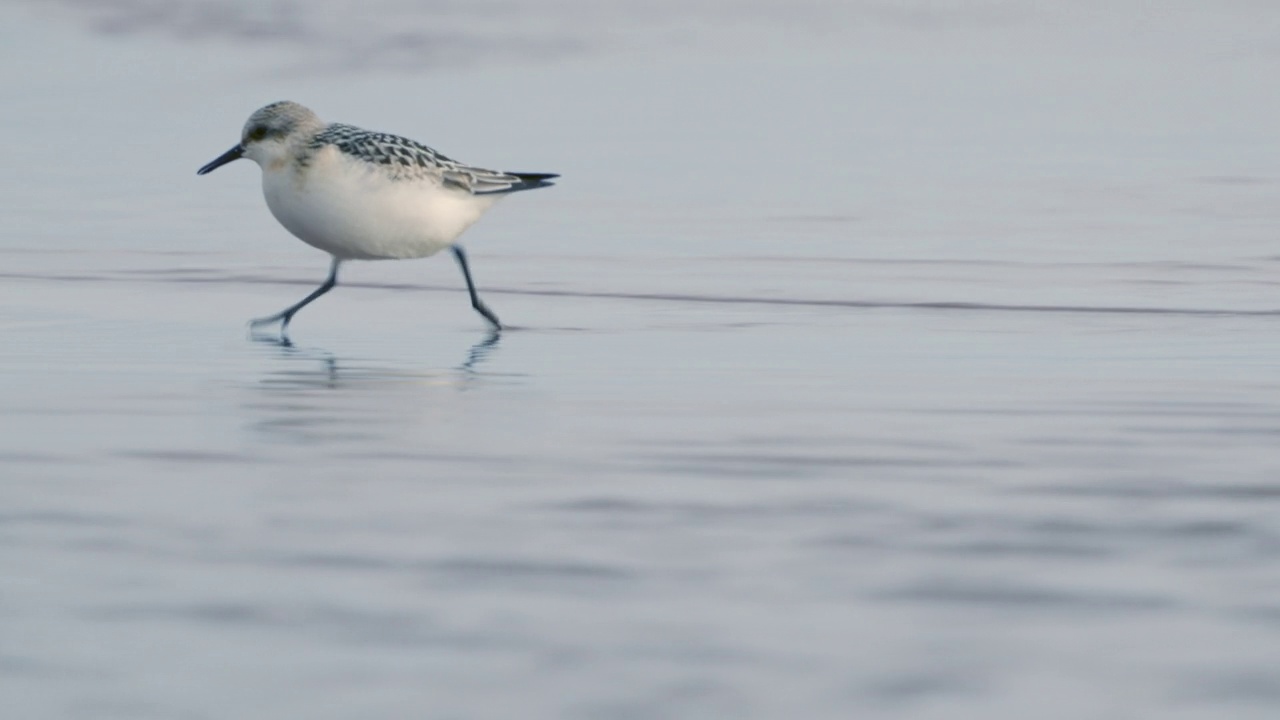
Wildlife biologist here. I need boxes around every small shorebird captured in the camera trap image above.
[197,101,556,336]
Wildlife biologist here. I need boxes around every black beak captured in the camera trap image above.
[197,145,244,175]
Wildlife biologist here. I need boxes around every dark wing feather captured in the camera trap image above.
[312,124,557,194]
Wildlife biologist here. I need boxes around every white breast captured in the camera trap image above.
[261,146,501,260]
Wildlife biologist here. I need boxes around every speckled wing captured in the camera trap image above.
[310,124,558,194]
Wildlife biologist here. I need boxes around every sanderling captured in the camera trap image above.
[197,101,556,336]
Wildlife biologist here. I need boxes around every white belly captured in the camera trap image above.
[261,147,500,260]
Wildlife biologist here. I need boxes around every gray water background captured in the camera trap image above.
[4,2,1280,718]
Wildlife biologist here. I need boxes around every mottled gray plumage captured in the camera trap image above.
[242,101,324,145]
[236,101,557,194]
[306,123,556,193]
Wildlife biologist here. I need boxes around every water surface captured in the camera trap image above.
[4,3,1280,718]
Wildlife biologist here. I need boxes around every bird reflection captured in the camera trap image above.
[244,331,513,447]
[251,330,505,391]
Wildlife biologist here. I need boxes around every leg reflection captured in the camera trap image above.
[458,329,502,375]
[252,330,503,389]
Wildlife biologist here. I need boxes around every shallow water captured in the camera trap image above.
[4,3,1280,718]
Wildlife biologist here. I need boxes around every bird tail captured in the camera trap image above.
[509,172,559,191]
[465,171,560,195]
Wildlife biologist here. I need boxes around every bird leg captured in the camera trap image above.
[451,246,501,330]
[251,257,342,333]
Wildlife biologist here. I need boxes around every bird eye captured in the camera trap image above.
[248,126,268,141]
